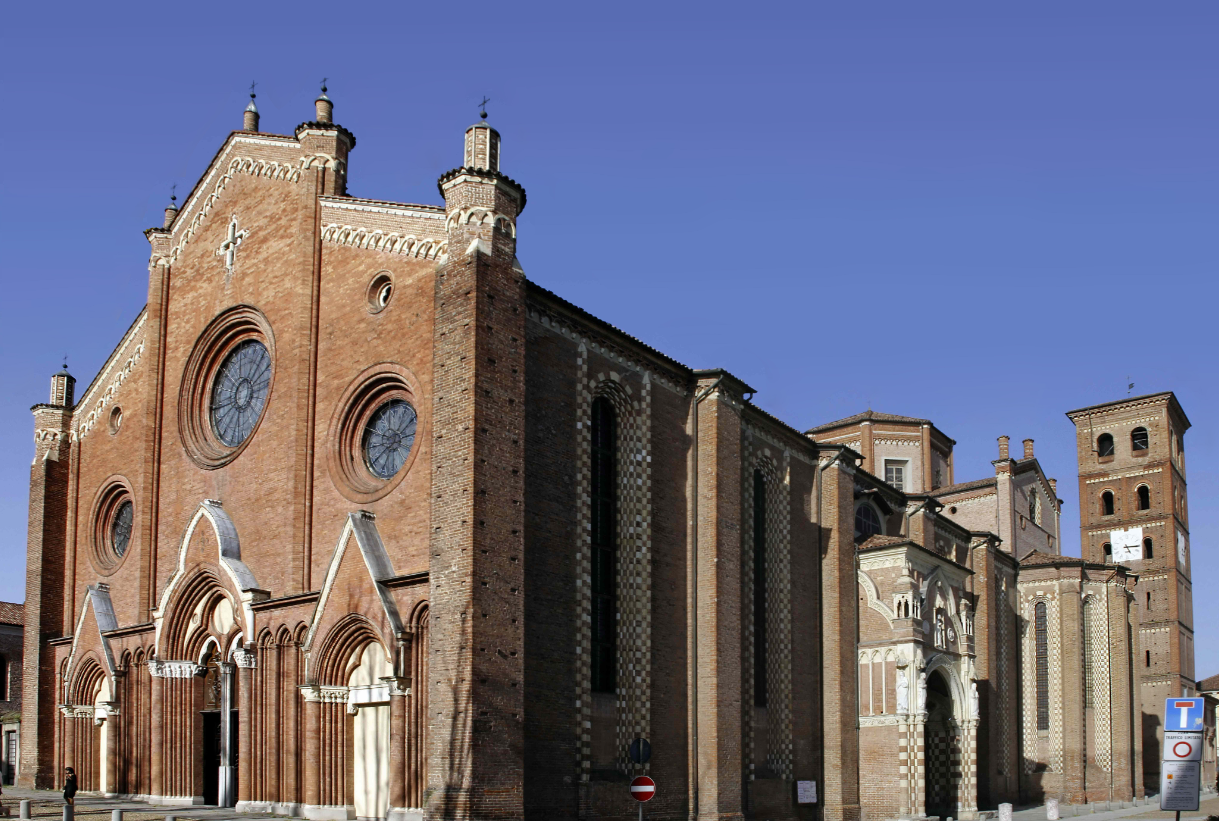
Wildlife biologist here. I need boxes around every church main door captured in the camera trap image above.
[200,649,239,807]
[924,670,959,819]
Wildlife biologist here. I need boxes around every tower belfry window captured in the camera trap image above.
[590,397,617,694]
[1137,485,1150,511]
[1098,433,1115,458]
[1102,491,1115,516]
[1132,427,1149,451]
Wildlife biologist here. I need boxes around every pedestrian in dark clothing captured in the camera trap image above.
[63,768,77,807]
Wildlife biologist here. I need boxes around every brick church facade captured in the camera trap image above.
[20,91,1196,821]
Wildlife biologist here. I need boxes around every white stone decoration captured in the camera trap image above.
[917,671,927,713]
[1110,526,1143,563]
[216,214,249,274]
[971,681,980,719]
[896,669,909,713]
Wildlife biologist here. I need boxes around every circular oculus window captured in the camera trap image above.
[367,273,394,313]
[362,398,418,479]
[210,339,271,447]
[179,306,275,469]
[91,479,135,574]
[328,364,422,502]
[111,500,133,557]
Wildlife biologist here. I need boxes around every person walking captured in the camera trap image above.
[63,767,77,807]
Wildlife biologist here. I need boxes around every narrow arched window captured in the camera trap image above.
[855,503,882,543]
[1102,491,1115,516]
[1143,537,1154,559]
[1102,542,1112,559]
[1097,433,1115,458]
[0,654,7,701]
[753,470,768,708]
[1029,491,1038,522]
[1035,602,1049,731]
[1137,485,1150,511]
[590,397,617,694]
[1132,427,1148,451]
[1082,600,1094,708]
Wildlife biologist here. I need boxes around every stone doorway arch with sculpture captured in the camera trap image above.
[919,654,979,820]
[149,500,266,806]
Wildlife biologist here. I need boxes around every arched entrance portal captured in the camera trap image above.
[924,670,959,819]
[199,645,238,807]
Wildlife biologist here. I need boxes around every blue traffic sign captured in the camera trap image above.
[1164,697,1205,732]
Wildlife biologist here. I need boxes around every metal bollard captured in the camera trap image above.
[165,814,176,821]
[63,806,73,821]
[19,801,30,820]
[112,811,124,821]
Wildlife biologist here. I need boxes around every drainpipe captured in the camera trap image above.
[815,447,845,821]
[687,374,724,820]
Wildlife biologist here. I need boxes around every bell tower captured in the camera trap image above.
[427,109,527,819]
[1066,391,1193,789]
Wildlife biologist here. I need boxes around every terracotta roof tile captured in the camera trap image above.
[1198,673,1219,693]
[806,410,930,434]
[933,478,998,497]
[0,601,23,626]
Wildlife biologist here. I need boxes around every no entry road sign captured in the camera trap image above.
[1164,731,1202,762]
[630,776,656,802]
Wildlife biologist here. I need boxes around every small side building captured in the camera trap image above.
[0,601,22,785]
[1198,673,1219,792]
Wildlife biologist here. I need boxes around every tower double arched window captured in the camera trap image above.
[590,397,617,694]
[1097,433,1115,458]
[1131,427,1149,452]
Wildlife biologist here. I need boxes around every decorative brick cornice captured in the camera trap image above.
[320,224,447,259]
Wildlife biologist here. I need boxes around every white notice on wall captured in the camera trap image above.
[796,781,817,804]
[1110,526,1143,562]
[1160,760,1200,811]
[1177,530,1188,568]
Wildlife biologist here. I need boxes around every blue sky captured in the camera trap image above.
[1,3,1216,675]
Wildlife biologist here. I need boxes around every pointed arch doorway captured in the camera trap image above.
[199,643,239,807]
[924,670,959,819]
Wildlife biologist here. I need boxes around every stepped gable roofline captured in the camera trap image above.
[0,600,23,626]
[294,120,356,149]
[805,409,957,445]
[1066,391,1190,430]
[1198,673,1219,693]
[932,477,998,498]
[72,306,148,414]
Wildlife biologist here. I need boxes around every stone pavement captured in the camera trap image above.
[1008,792,1219,821]
[0,789,297,821]
[1,787,1216,821]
